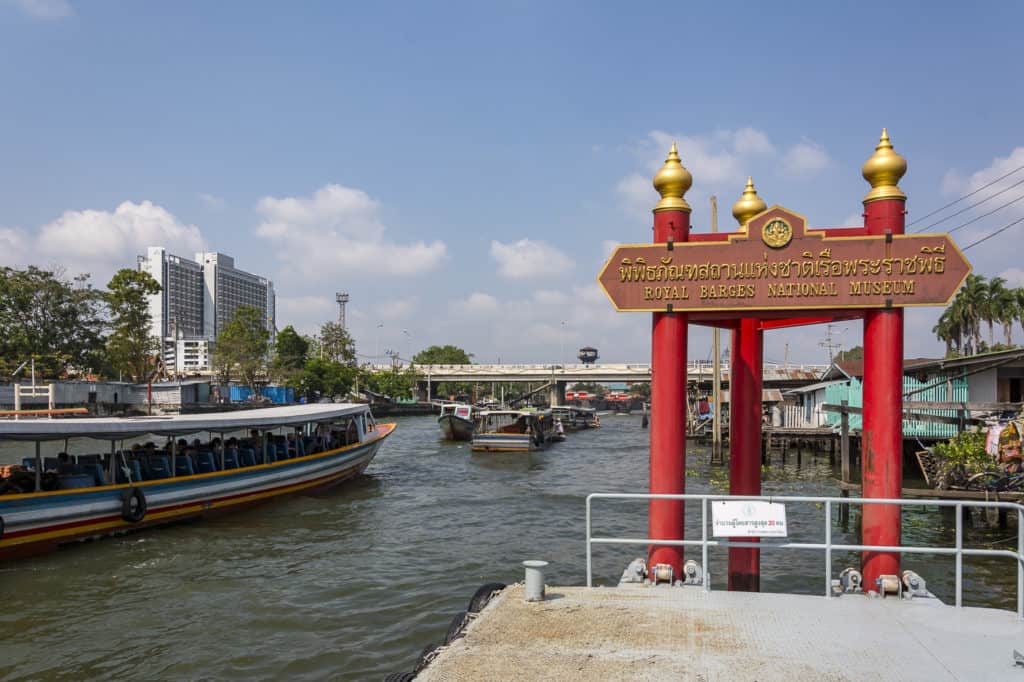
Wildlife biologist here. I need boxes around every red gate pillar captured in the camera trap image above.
[860,129,907,587]
[648,143,691,579]
[728,178,767,591]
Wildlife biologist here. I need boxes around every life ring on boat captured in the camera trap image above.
[121,487,147,523]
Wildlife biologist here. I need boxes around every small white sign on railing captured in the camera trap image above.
[712,500,788,537]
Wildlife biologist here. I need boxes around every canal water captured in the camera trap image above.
[0,414,1017,680]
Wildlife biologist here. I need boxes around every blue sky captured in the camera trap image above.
[1,1,1023,366]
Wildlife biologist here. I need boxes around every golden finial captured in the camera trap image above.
[731,176,767,227]
[862,127,907,203]
[652,142,692,213]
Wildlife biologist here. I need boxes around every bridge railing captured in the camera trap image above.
[412,362,830,375]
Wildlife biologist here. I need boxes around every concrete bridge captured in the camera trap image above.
[376,362,828,405]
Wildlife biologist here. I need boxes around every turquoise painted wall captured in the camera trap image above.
[825,375,967,438]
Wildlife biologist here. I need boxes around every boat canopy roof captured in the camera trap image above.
[0,403,372,442]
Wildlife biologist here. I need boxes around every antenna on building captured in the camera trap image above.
[819,324,846,364]
[336,292,350,330]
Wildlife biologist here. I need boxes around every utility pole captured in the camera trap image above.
[710,196,723,464]
[819,324,844,364]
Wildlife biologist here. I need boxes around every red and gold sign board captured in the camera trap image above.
[598,206,971,312]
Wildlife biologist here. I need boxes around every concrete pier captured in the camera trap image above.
[419,583,1024,681]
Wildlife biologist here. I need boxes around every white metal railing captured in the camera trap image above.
[413,362,830,374]
[585,493,1024,619]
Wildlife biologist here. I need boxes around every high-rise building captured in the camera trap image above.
[138,248,276,374]
[198,252,276,341]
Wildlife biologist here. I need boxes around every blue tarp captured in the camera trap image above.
[229,386,295,404]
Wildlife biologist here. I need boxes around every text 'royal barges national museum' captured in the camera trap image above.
[138,247,276,375]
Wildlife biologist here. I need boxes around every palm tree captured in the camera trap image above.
[932,309,960,357]
[990,278,1020,346]
[957,275,988,354]
[1017,287,1024,345]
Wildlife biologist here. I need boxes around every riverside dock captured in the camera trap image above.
[419,583,1024,681]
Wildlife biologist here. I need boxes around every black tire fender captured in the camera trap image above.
[121,486,147,523]
[467,582,506,613]
[444,610,469,645]
[383,673,415,682]
[413,644,440,674]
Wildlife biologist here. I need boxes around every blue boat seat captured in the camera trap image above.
[303,437,317,454]
[263,448,277,464]
[275,442,288,460]
[43,457,60,470]
[58,473,95,490]
[115,460,143,484]
[240,448,256,467]
[81,463,107,487]
[195,451,217,474]
[293,438,304,458]
[22,457,36,470]
[174,455,195,477]
[145,456,171,479]
[222,448,239,469]
[78,454,102,464]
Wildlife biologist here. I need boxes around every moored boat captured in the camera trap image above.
[551,406,601,431]
[438,403,478,441]
[0,403,394,561]
[471,409,554,453]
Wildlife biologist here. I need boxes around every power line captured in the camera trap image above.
[913,176,1024,232]
[958,214,1024,250]
[943,192,1024,234]
[907,163,1024,227]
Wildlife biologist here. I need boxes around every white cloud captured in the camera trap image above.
[255,183,446,279]
[0,200,205,284]
[783,141,831,175]
[199,193,225,209]
[840,213,863,227]
[9,0,73,19]
[1000,267,1024,287]
[378,298,415,320]
[533,289,570,305]
[489,238,574,279]
[275,296,336,334]
[943,147,1024,196]
[618,129,831,216]
[615,173,652,212]
[458,292,499,316]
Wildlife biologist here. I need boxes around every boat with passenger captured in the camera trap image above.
[471,409,555,453]
[551,406,601,431]
[437,402,479,441]
[0,403,394,560]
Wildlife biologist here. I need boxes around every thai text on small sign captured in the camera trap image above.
[712,500,788,537]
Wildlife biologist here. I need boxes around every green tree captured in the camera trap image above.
[272,325,309,384]
[215,305,270,391]
[299,358,359,401]
[106,268,162,382]
[319,321,357,364]
[363,365,421,400]
[0,267,106,379]
[834,346,864,363]
[413,344,473,365]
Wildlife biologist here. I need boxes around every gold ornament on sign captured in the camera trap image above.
[762,218,793,248]
[862,128,907,203]
[652,142,693,213]
[732,176,767,229]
